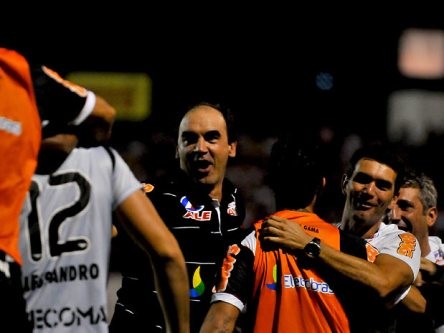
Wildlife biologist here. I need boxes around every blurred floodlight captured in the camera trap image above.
[67,72,151,121]
[398,28,444,79]
[315,71,334,91]
[387,89,444,145]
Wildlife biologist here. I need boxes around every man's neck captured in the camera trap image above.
[340,218,382,239]
[209,186,222,202]
[193,181,223,202]
[36,135,77,174]
[419,235,432,257]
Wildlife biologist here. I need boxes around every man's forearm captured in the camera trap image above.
[318,243,411,298]
[153,256,190,333]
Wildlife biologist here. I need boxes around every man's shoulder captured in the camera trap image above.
[141,170,198,206]
[377,222,410,237]
[222,177,240,193]
[70,146,120,170]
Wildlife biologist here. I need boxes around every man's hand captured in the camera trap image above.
[261,215,312,251]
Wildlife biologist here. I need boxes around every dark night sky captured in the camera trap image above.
[5,11,444,219]
[4,13,442,140]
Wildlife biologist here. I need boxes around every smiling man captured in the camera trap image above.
[110,102,246,333]
[262,143,421,332]
[390,171,444,332]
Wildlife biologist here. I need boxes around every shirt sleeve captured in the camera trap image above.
[369,227,421,305]
[108,147,142,209]
[376,230,421,280]
[211,231,256,311]
[31,65,94,125]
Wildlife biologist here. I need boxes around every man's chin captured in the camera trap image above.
[352,210,379,224]
[194,172,209,181]
[395,222,412,232]
[193,174,216,186]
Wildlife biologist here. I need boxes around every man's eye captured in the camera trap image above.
[397,200,413,211]
[375,180,392,190]
[204,131,220,143]
[353,174,372,184]
[181,133,198,145]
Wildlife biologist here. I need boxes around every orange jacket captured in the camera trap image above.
[0,48,41,264]
[251,210,349,333]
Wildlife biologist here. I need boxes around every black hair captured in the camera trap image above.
[267,134,324,210]
[180,101,238,144]
[346,142,406,192]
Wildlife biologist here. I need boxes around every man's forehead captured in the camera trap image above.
[356,158,395,170]
[181,129,221,136]
[180,111,225,130]
[354,158,398,178]
[398,187,420,199]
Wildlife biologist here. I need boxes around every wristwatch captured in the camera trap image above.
[303,237,321,259]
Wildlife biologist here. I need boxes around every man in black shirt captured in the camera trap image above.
[110,102,246,332]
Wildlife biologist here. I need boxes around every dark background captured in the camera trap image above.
[4,13,444,223]
[7,14,439,140]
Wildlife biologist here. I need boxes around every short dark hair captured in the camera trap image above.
[268,134,324,210]
[346,142,406,192]
[182,101,238,144]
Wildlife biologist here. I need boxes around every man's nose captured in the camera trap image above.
[193,138,207,152]
[390,205,401,222]
[362,181,376,194]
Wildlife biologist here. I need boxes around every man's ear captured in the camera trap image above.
[426,207,438,228]
[228,141,237,158]
[341,174,349,195]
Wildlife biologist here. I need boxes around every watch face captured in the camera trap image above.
[304,238,321,259]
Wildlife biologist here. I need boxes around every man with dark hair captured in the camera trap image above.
[110,102,246,332]
[20,132,190,333]
[201,135,362,332]
[262,142,422,332]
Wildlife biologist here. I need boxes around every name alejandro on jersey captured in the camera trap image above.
[22,262,100,292]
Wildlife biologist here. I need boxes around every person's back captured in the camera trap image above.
[0,46,41,333]
[1,48,117,332]
[201,136,363,333]
[247,211,348,332]
[20,135,142,332]
[259,142,422,333]
[0,48,41,265]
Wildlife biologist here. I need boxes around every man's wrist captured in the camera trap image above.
[304,237,321,259]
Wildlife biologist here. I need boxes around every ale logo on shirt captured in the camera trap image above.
[180,196,211,221]
[180,196,204,212]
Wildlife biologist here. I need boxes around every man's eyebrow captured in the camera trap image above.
[353,172,393,187]
[181,131,196,136]
[204,130,221,136]
[397,198,414,208]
